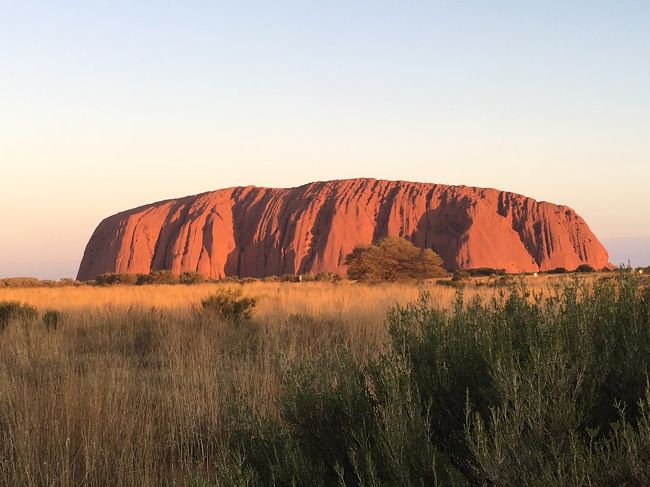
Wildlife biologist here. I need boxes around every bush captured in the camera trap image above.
[149,270,179,284]
[0,301,38,330]
[452,270,471,281]
[220,274,650,485]
[468,267,506,277]
[394,274,650,484]
[219,276,240,284]
[96,273,138,285]
[179,272,205,284]
[42,310,62,331]
[548,267,568,274]
[280,274,300,283]
[345,236,446,282]
[314,272,340,282]
[278,351,377,485]
[133,270,182,285]
[135,273,154,285]
[240,277,260,284]
[200,288,257,323]
[217,406,316,485]
[576,264,595,273]
[0,277,82,288]
[1,277,46,287]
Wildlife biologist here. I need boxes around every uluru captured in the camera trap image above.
[77,178,610,280]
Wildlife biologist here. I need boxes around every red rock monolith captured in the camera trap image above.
[77,178,610,280]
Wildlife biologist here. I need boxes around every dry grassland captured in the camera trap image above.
[0,275,609,486]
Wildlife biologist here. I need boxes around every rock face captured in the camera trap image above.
[77,178,610,280]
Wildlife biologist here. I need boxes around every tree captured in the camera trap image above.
[345,236,446,282]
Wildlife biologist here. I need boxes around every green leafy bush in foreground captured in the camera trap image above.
[217,274,650,486]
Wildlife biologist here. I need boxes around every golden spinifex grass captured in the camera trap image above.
[1,280,446,313]
[0,274,581,312]
[0,281,425,486]
[0,275,619,486]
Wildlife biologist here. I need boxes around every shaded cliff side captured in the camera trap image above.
[77,178,610,280]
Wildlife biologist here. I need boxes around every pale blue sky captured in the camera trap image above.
[1,1,649,278]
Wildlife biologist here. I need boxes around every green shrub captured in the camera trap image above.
[548,267,568,274]
[0,301,38,330]
[96,273,138,285]
[0,277,45,287]
[219,276,240,284]
[0,277,82,288]
[133,270,182,285]
[468,267,506,277]
[239,277,260,284]
[179,272,205,285]
[201,288,257,323]
[280,274,300,283]
[220,274,650,485]
[149,270,179,284]
[263,275,280,282]
[402,274,650,484]
[452,270,470,281]
[576,264,595,273]
[278,351,377,485]
[358,353,442,484]
[42,310,62,331]
[314,272,340,282]
[386,291,498,482]
[135,273,154,285]
[217,405,318,486]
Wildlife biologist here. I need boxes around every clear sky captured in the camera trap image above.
[1,1,649,278]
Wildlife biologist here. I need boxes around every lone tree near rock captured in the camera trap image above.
[345,236,446,282]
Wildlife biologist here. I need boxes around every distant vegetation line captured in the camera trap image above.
[3,266,638,289]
